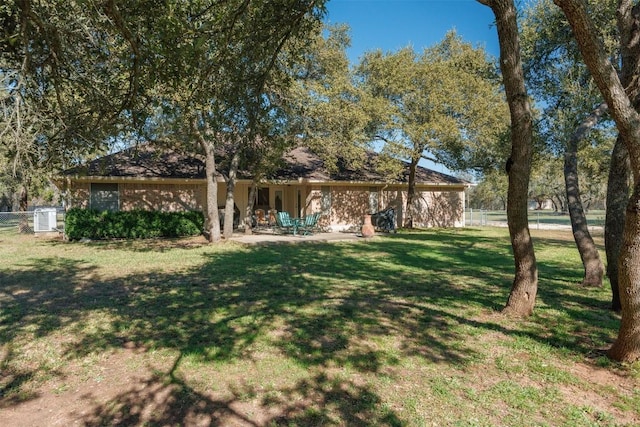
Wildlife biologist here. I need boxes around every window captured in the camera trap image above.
[250,187,270,211]
[275,190,283,212]
[321,186,331,214]
[257,188,269,208]
[90,183,119,212]
[369,187,379,213]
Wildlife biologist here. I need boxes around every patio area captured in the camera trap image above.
[229,229,374,245]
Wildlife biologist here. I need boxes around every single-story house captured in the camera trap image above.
[54,144,471,231]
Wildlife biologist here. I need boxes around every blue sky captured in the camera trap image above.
[324,0,500,64]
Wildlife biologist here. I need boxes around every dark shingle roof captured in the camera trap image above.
[63,144,207,179]
[274,147,467,185]
[64,144,467,185]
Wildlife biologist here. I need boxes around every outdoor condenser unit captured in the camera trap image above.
[33,208,57,232]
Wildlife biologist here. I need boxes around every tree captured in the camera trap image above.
[477,0,539,316]
[470,171,508,210]
[290,24,374,174]
[142,1,328,242]
[606,137,630,311]
[233,23,367,234]
[1,0,139,213]
[5,1,327,242]
[1,68,38,216]
[520,0,620,288]
[553,0,640,362]
[563,103,608,286]
[528,152,564,210]
[358,31,509,228]
[604,0,639,311]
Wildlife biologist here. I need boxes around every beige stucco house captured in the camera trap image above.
[55,144,470,231]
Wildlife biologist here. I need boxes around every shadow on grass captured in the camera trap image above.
[0,229,620,424]
[81,353,403,426]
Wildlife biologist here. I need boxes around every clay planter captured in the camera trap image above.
[361,214,375,238]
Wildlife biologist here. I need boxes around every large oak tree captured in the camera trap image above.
[3,1,327,242]
[553,0,640,362]
[521,0,623,290]
[1,0,142,212]
[477,0,539,316]
[358,32,508,228]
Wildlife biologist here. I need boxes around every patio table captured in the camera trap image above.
[290,218,303,235]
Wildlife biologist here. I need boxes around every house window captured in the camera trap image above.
[250,187,270,211]
[321,186,331,215]
[369,187,379,213]
[274,190,283,212]
[90,183,119,212]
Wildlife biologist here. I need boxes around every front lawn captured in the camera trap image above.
[0,227,638,426]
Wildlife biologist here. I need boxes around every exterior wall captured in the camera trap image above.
[324,185,371,231]
[120,183,205,211]
[410,189,465,228]
[380,189,405,224]
[66,182,205,212]
[234,182,249,222]
[65,179,465,229]
[379,186,465,228]
[305,187,327,227]
[67,182,91,209]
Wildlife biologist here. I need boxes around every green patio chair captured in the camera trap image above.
[276,211,294,234]
[300,212,321,235]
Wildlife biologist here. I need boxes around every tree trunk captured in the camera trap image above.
[245,183,258,235]
[555,194,567,214]
[553,0,640,361]
[404,158,418,228]
[223,150,240,239]
[605,137,630,312]
[608,0,640,362]
[18,184,28,211]
[564,103,607,287]
[192,118,221,243]
[478,0,538,316]
[609,184,640,361]
[17,183,30,233]
[605,0,640,312]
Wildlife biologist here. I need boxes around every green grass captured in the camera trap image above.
[0,228,638,426]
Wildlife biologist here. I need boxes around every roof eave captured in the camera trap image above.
[55,175,470,189]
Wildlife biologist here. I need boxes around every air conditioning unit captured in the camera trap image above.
[33,208,58,232]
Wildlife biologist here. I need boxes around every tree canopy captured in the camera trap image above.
[358,31,509,226]
[1,0,328,242]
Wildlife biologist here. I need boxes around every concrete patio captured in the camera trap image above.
[228,229,377,245]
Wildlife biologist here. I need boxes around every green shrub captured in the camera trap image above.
[65,208,203,240]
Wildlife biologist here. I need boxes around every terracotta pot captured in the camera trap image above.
[361,214,375,237]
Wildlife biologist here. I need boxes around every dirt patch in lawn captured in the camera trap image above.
[2,337,638,426]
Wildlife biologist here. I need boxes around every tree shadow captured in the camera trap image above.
[80,354,404,427]
[1,229,622,424]
[79,354,259,427]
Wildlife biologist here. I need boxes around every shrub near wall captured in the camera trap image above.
[65,208,204,240]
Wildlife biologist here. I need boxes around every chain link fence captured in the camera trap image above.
[0,211,34,234]
[0,209,65,236]
[465,209,605,233]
